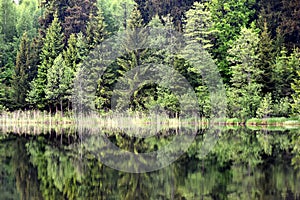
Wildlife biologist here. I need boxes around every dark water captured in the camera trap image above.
[0,127,300,200]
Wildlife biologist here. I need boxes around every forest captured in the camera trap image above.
[1,0,300,121]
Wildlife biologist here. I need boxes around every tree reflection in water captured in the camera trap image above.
[0,127,299,199]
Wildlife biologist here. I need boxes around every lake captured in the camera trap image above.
[0,126,300,199]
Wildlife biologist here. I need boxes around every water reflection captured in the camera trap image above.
[0,127,300,199]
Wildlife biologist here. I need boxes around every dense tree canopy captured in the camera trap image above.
[0,0,299,119]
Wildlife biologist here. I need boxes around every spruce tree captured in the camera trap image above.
[26,35,43,83]
[45,54,72,114]
[256,21,275,94]
[183,2,216,50]
[15,0,39,38]
[63,34,79,72]
[86,9,108,49]
[27,14,64,109]
[12,32,30,109]
[272,48,300,99]
[117,5,146,74]
[114,5,149,111]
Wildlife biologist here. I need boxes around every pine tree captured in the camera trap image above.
[11,32,30,109]
[27,14,64,109]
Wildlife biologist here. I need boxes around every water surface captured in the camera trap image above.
[0,127,300,199]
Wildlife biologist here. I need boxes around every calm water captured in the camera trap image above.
[0,127,300,200]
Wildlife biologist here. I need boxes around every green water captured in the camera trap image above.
[0,127,300,200]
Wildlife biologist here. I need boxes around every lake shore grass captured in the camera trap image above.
[0,111,300,128]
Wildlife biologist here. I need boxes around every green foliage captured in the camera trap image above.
[97,0,135,32]
[86,9,109,49]
[271,97,290,117]
[113,5,149,111]
[15,0,40,38]
[45,54,73,110]
[63,33,87,72]
[0,0,299,117]
[209,0,256,81]
[272,48,300,99]
[184,2,217,50]
[291,70,300,115]
[11,32,30,109]
[0,0,17,42]
[256,21,276,94]
[227,26,262,119]
[27,14,64,109]
[256,93,273,118]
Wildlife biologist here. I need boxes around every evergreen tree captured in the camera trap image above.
[272,48,300,99]
[134,0,197,30]
[256,93,273,118]
[45,54,73,114]
[86,9,108,49]
[11,32,30,109]
[227,26,262,119]
[15,0,40,38]
[258,0,282,39]
[256,21,276,94]
[102,5,150,111]
[97,0,135,32]
[63,0,98,40]
[27,14,64,109]
[272,48,289,99]
[0,0,17,42]
[75,32,89,60]
[182,1,218,117]
[279,0,300,49]
[183,2,216,50]
[63,34,80,72]
[38,0,68,37]
[62,32,88,111]
[26,35,43,83]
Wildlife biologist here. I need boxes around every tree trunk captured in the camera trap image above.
[60,99,63,117]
